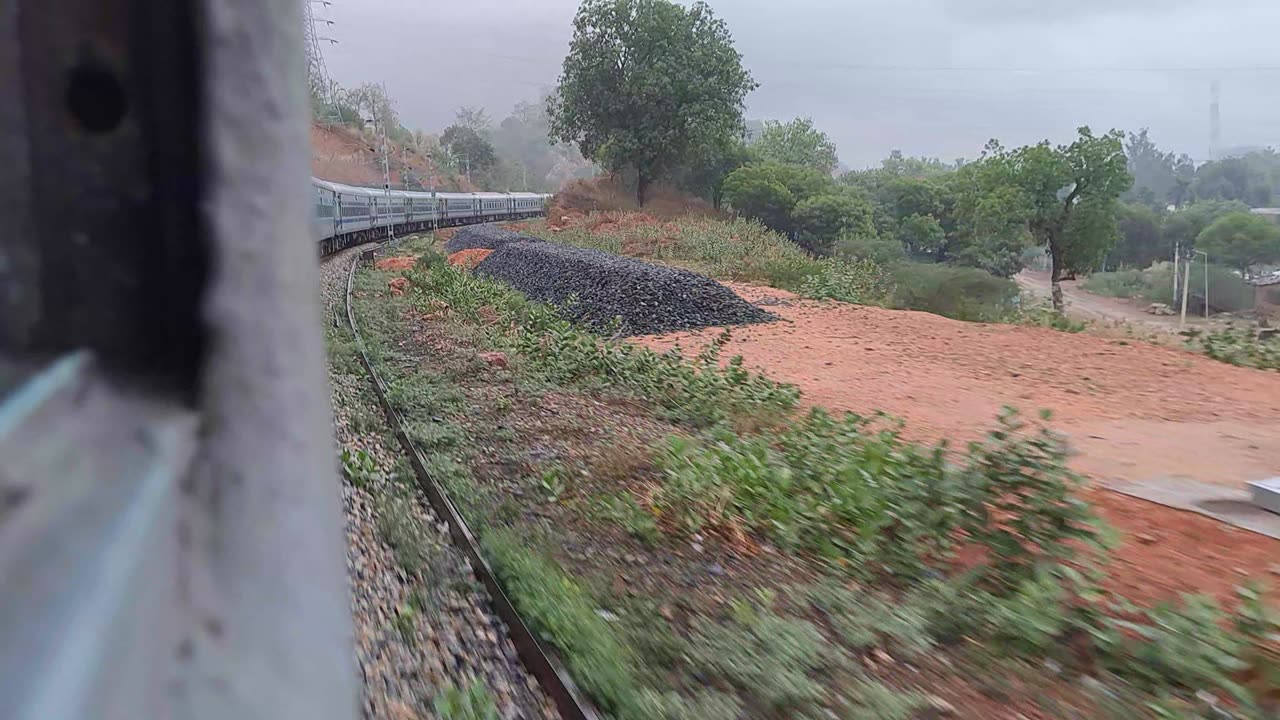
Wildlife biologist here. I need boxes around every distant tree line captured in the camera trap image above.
[310,74,596,193]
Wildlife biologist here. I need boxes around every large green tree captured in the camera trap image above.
[1193,155,1275,208]
[1110,202,1165,269]
[672,135,755,209]
[440,125,498,181]
[1123,128,1179,209]
[722,163,829,237]
[752,117,839,175]
[1162,199,1251,255]
[1196,212,1280,276]
[792,192,876,255]
[971,129,1132,309]
[548,0,756,205]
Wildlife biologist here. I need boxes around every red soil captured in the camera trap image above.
[638,283,1280,605]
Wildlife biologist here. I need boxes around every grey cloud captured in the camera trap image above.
[320,0,1280,169]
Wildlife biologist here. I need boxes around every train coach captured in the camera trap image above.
[313,177,550,256]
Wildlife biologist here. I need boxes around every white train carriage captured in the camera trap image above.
[475,192,511,219]
[438,193,479,223]
[312,177,551,256]
[335,184,378,235]
[509,192,545,217]
[312,179,339,241]
[405,192,440,224]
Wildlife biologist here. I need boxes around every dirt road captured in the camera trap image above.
[1016,270,1227,336]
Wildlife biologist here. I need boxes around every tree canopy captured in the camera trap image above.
[752,118,840,175]
[966,129,1131,309]
[722,163,828,236]
[440,125,498,179]
[548,0,756,205]
[1196,212,1280,276]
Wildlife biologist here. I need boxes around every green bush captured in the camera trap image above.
[836,232,907,265]
[888,262,1020,322]
[1080,269,1151,299]
[1084,263,1254,313]
[801,257,892,305]
[1187,325,1280,370]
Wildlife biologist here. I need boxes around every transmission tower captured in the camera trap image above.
[304,0,342,125]
[1209,80,1222,161]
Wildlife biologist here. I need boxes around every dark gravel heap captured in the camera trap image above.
[473,242,773,336]
[445,224,543,253]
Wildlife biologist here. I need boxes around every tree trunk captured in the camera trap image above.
[1049,242,1065,313]
[636,171,650,207]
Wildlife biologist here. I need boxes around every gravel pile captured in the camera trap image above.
[321,247,555,720]
[474,242,774,336]
[444,224,542,253]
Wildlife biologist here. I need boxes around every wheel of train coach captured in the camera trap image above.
[312,177,551,257]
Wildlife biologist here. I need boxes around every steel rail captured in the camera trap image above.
[343,248,598,720]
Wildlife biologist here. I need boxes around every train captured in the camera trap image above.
[312,177,553,256]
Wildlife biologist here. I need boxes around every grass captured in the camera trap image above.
[344,240,1280,719]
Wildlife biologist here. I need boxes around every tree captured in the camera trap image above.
[896,214,946,259]
[1123,128,1178,209]
[1196,212,1280,276]
[1162,199,1250,256]
[880,150,954,178]
[672,137,755,209]
[1110,202,1165,269]
[792,193,876,255]
[722,163,829,236]
[974,129,1131,310]
[548,0,756,206]
[1193,155,1274,208]
[753,118,839,175]
[440,125,498,181]
[454,106,493,135]
[948,159,1035,277]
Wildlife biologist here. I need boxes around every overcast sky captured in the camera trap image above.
[318,0,1280,168]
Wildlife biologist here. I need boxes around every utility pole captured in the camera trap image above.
[1195,250,1209,320]
[380,83,394,241]
[1179,256,1193,328]
[1173,240,1180,306]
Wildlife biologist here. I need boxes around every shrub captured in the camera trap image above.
[837,232,907,265]
[957,408,1104,592]
[801,257,892,305]
[1187,325,1280,370]
[652,408,1098,586]
[888,262,1020,322]
[1084,263,1254,313]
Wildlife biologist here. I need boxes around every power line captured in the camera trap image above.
[799,62,1280,74]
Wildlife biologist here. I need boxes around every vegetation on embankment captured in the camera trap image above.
[348,235,1280,720]
[519,213,1035,324]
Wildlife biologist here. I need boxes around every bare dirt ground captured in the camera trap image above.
[639,283,1280,603]
[311,122,461,189]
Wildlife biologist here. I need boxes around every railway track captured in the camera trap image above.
[322,238,595,720]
